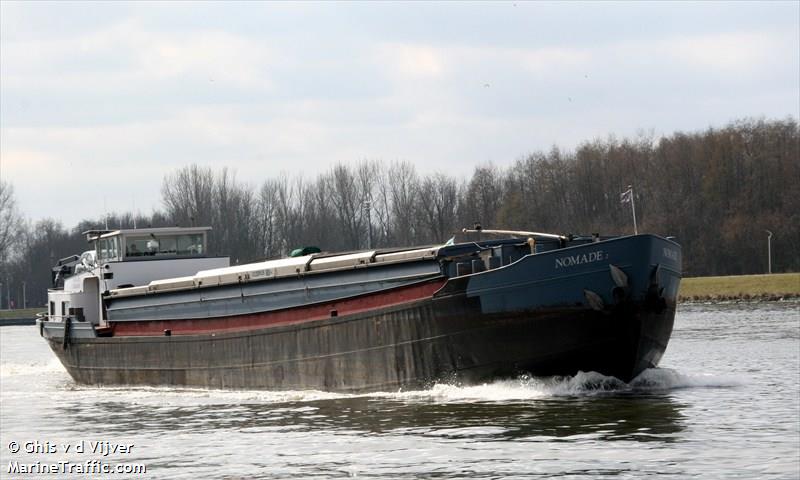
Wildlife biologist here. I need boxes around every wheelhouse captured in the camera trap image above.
[85,226,212,263]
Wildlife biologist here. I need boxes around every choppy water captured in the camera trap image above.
[1,303,798,479]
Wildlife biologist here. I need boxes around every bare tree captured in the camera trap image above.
[0,180,23,265]
[387,161,419,246]
[372,168,394,246]
[255,179,281,259]
[161,164,216,227]
[463,164,503,229]
[161,165,259,261]
[418,173,459,243]
[328,164,364,249]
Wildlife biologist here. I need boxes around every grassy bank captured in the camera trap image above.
[0,307,43,319]
[679,273,800,302]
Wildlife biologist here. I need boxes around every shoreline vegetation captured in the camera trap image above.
[1,273,797,324]
[2,117,798,309]
[678,273,800,303]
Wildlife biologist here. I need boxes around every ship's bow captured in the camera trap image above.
[434,234,682,383]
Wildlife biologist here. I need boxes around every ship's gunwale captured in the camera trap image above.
[53,280,446,345]
[105,270,443,317]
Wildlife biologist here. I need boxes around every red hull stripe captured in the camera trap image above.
[111,279,446,337]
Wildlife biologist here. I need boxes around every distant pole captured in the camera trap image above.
[363,201,372,249]
[22,281,27,309]
[0,282,3,310]
[765,230,773,274]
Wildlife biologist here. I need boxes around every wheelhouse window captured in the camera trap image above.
[125,233,204,259]
[176,234,204,255]
[97,236,121,262]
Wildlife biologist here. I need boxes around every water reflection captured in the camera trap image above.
[62,391,687,443]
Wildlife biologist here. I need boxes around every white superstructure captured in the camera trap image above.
[47,227,229,326]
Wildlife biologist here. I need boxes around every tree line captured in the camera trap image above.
[1,117,797,309]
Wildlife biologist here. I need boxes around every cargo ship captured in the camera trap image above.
[38,225,681,392]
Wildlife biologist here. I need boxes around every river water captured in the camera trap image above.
[1,303,798,479]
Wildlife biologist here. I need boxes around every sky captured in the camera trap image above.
[1,1,798,228]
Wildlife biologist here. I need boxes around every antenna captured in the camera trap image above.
[103,197,109,230]
[133,196,137,229]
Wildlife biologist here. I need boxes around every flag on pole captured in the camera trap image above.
[620,186,632,204]
[620,185,638,234]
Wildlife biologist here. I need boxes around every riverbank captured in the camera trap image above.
[0,307,42,325]
[678,273,800,302]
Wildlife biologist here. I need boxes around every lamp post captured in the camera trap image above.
[765,230,773,274]
[22,281,27,309]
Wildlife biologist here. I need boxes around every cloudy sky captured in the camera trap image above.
[1,1,798,227]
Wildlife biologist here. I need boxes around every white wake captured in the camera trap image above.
[47,368,742,406]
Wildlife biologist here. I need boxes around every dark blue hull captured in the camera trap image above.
[431,234,680,382]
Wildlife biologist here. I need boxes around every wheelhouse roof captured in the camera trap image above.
[83,226,212,242]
